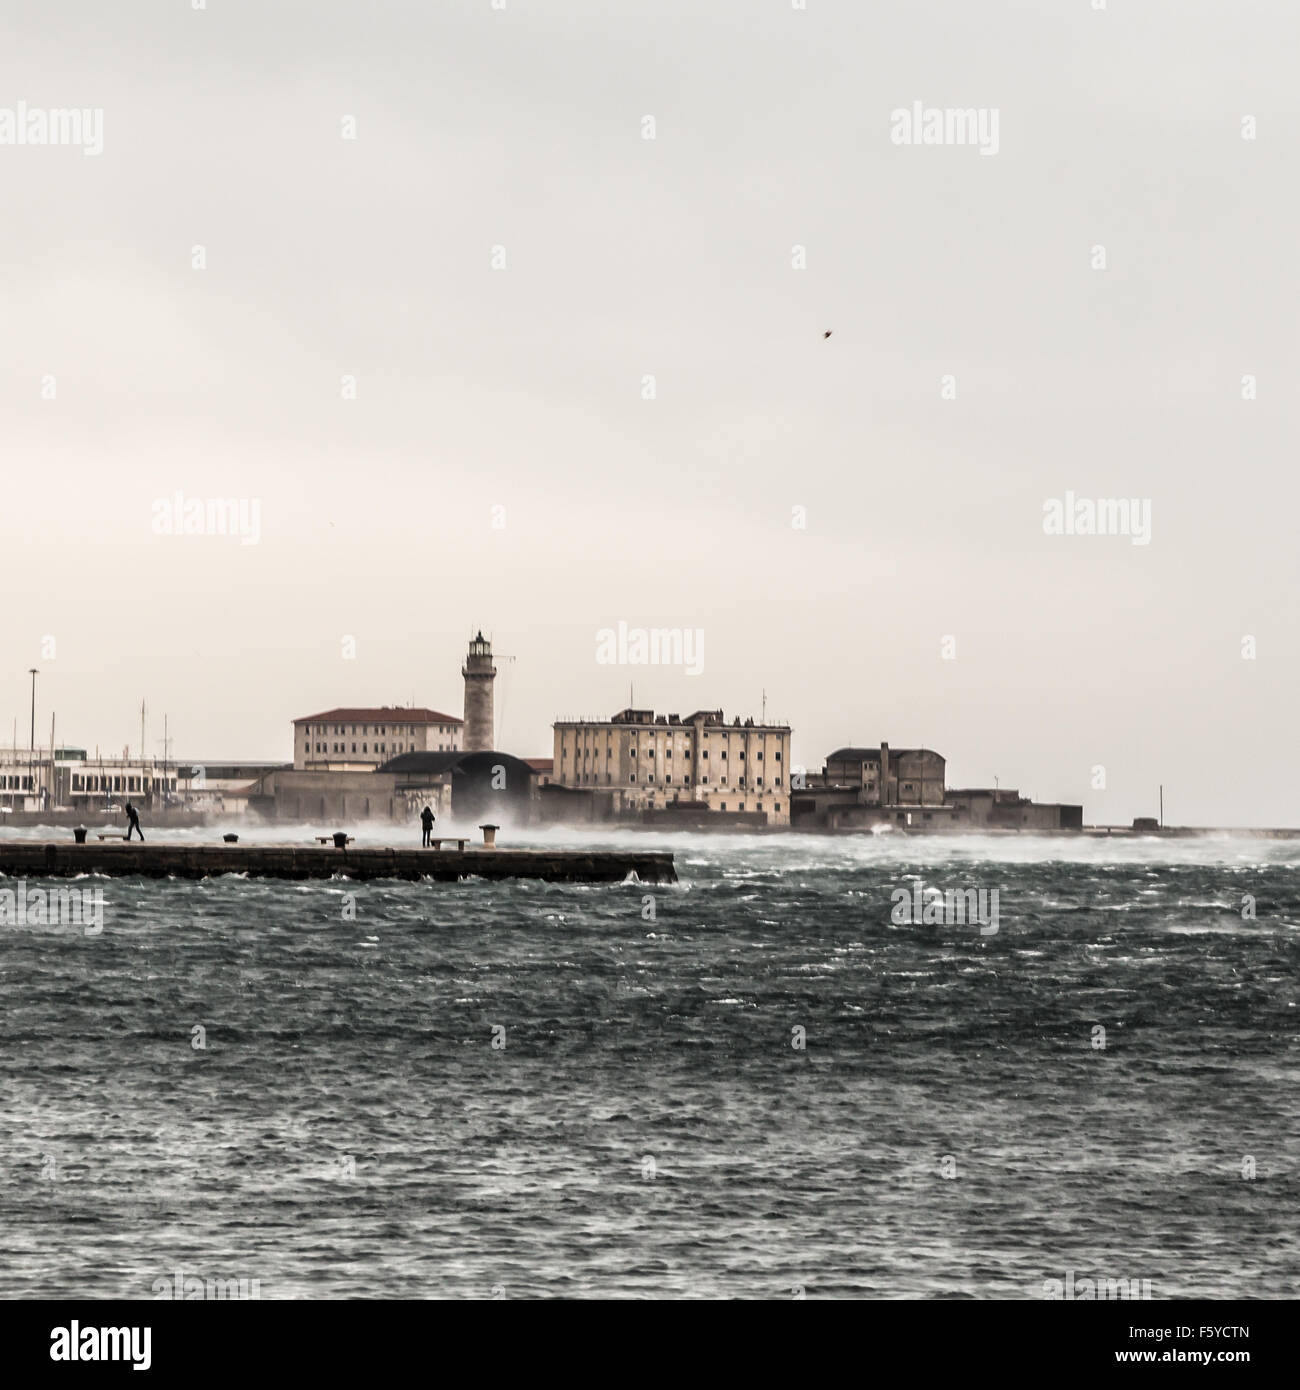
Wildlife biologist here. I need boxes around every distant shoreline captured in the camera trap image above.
[2,809,1299,841]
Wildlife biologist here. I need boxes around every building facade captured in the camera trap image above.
[823,744,947,806]
[292,707,462,771]
[945,788,1083,830]
[552,708,793,825]
[0,746,189,812]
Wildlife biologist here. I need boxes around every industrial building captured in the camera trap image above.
[551,708,793,825]
[792,743,1082,831]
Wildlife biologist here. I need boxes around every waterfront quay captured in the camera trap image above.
[0,842,677,885]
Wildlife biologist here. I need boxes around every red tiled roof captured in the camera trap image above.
[294,707,463,725]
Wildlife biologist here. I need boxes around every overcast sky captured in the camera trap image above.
[2,0,1297,825]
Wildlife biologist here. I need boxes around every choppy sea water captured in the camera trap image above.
[1,826,1298,1299]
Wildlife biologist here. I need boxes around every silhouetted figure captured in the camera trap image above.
[420,805,435,847]
[125,802,144,842]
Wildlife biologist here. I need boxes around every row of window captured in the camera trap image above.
[565,749,781,765]
[1,775,32,790]
[303,724,452,738]
[313,742,416,756]
[566,771,788,789]
[67,775,177,792]
[628,774,780,787]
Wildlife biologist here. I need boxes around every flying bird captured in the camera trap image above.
[823,330,832,339]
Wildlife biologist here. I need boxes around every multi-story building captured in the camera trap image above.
[0,746,190,812]
[823,744,947,806]
[292,707,462,771]
[552,708,793,825]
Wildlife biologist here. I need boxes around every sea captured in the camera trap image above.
[1,824,1297,1299]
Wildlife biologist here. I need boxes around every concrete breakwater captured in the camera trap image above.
[0,842,677,884]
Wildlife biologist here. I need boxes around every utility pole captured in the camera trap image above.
[27,668,37,809]
[1159,784,1164,830]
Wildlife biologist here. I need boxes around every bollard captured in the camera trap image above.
[479,823,499,849]
[73,827,87,844]
[223,833,239,844]
[333,831,348,849]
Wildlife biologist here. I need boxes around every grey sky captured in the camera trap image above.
[3,0,1297,824]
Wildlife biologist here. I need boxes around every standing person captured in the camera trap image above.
[420,804,435,847]
[125,802,144,842]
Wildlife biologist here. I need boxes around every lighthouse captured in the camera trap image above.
[462,631,497,752]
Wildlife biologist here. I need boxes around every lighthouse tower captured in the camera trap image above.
[462,631,497,753]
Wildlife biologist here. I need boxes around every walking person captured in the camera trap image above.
[125,801,145,842]
[420,804,435,847]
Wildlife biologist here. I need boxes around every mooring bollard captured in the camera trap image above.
[333,831,349,849]
[223,833,239,844]
[479,823,499,848]
[73,827,87,844]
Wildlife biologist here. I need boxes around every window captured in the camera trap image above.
[629,774,636,783]
[702,750,708,760]
[774,803,781,812]
[720,750,727,760]
[352,743,357,753]
[362,744,368,753]
[720,802,726,811]
[775,751,781,762]
[757,751,764,761]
